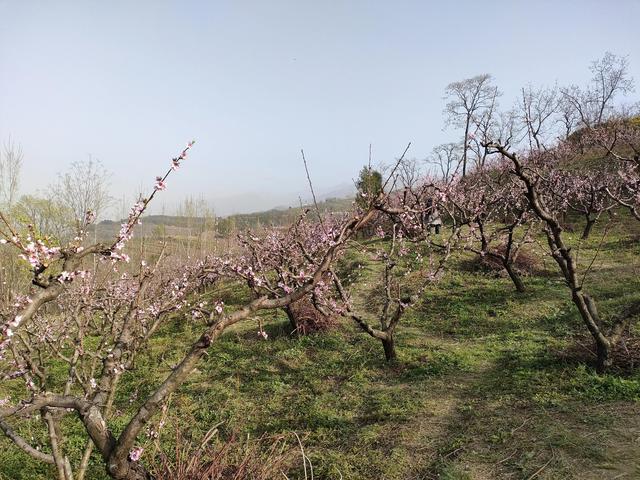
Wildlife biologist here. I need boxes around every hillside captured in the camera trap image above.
[2,215,638,479]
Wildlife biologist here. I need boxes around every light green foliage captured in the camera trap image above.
[12,194,74,242]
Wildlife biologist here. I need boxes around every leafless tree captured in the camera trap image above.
[561,52,634,128]
[398,157,423,189]
[52,158,112,232]
[428,143,461,182]
[556,94,581,140]
[0,138,23,208]
[469,105,519,170]
[444,74,501,176]
[0,139,23,304]
[519,84,560,150]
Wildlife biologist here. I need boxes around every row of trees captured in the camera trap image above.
[0,53,638,479]
[352,52,640,366]
[432,52,635,183]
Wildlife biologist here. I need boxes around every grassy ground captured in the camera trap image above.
[1,216,639,479]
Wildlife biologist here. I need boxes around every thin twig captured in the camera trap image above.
[526,449,555,480]
[497,449,518,464]
[300,149,325,232]
[381,143,412,193]
[442,446,464,460]
[510,417,531,435]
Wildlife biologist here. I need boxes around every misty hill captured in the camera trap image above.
[97,195,355,239]
[211,182,356,216]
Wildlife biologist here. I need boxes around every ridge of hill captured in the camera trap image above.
[97,196,354,236]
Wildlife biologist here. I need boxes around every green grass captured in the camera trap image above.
[1,216,640,479]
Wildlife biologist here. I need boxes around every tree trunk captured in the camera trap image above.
[462,117,470,177]
[284,306,297,333]
[595,338,612,374]
[504,261,526,293]
[582,217,595,240]
[381,335,397,362]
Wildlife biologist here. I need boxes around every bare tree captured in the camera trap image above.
[468,91,500,169]
[52,157,112,232]
[176,195,216,255]
[557,94,580,140]
[0,138,23,208]
[444,74,501,176]
[398,157,423,189]
[561,52,634,128]
[428,143,461,182]
[0,139,23,304]
[519,84,560,150]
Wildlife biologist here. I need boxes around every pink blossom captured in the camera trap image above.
[129,446,144,462]
[214,301,224,314]
[154,177,167,191]
[58,271,74,283]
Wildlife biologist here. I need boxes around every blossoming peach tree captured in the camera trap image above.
[483,113,640,372]
[0,141,390,480]
[328,170,482,361]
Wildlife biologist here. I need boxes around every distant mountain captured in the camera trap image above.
[98,194,355,237]
[211,192,300,216]
[210,183,356,216]
[317,182,356,201]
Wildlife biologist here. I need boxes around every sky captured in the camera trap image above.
[1,0,639,217]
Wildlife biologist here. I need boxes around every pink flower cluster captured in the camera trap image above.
[257,329,268,340]
[214,301,224,314]
[17,237,61,270]
[129,446,144,462]
[154,177,166,191]
[109,141,196,260]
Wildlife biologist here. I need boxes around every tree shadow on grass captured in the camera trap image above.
[406,342,640,480]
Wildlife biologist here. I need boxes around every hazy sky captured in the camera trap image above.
[1,0,639,216]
